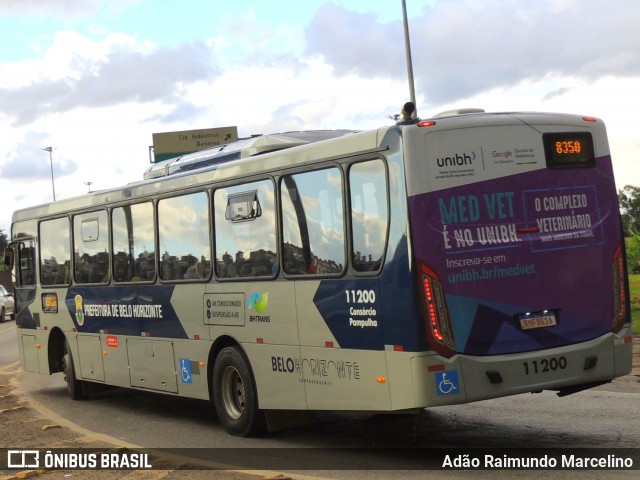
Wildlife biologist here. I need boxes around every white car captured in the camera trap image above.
[0,284,14,322]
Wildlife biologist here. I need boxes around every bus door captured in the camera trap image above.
[281,164,393,411]
[6,237,37,328]
[210,178,307,410]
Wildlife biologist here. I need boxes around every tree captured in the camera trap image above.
[0,229,7,272]
[618,185,640,236]
[0,229,7,257]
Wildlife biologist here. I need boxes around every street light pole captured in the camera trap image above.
[402,0,417,117]
[42,147,56,201]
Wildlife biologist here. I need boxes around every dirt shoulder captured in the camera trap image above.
[0,364,286,480]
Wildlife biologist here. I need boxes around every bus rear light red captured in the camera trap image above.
[424,276,434,303]
[419,263,456,357]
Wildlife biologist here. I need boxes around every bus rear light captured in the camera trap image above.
[419,263,456,357]
[417,120,437,127]
[611,243,628,333]
[582,117,597,122]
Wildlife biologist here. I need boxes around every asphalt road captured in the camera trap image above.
[2,323,640,479]
[0,320,17,365]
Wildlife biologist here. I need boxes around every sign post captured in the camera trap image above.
[151,126,238,163]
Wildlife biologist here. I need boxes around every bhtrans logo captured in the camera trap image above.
[436,151,477,168]
[248,292,270,322]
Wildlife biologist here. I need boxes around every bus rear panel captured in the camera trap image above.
[403,112,632,405]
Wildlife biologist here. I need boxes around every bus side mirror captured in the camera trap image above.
[4,247,14,270]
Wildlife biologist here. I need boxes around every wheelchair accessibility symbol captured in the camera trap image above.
[180,358,192,384]
[435,370,459,396]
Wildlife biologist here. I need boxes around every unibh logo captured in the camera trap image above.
[436,151,476,168]
[249,292,270,322]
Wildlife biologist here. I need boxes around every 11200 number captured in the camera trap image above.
[522,356,567,375]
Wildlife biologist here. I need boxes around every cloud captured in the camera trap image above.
[0,131,79,182]
[0,0,137,17]
[0,0,99,16]
[543,87,572,101]
[0,35,221,126]
[305,4,404,78]
[306,0,640,105]
[145,102,209,124]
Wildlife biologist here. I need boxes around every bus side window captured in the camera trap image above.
[10,222,37,287]
[214,180,277,279]
[19,241,37,286]
[281,168,345,276]
[73,211,110,284]
[40,217,71,286]
[349,160,389,272]
[158,192,211,282]
[112,203,156,282]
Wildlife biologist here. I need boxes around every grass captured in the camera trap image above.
[629,274,640,333]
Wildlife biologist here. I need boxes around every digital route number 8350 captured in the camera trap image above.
[522,356,567,375]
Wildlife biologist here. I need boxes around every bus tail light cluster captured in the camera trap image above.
[611,243,629,333]
[419,262,456,358]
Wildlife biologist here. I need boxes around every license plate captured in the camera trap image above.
[518,311,557,330]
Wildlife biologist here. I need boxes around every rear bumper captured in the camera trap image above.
[411,326,633,407]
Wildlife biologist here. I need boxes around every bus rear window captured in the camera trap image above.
[543,131,595,168]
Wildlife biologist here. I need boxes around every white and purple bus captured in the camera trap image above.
[7,108,632,436]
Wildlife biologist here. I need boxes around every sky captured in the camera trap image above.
[1,0,640,235]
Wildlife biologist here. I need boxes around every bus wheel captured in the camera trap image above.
[0,307,4,323]
[63,341,86,400]
[212,346,265,436]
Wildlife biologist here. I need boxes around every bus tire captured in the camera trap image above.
[0,307,4,323]
[63,341,86,400]
[212,346,265,436]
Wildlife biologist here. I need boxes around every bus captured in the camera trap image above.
[6,107,633,436]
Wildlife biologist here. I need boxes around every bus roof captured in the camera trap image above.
[143,129,360,180]
[11,127,389,224]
